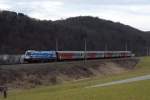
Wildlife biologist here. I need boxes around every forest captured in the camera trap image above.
[0,10,150,56]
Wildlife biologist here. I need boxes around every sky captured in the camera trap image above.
[0,0,150,31]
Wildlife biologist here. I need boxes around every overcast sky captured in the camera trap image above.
[0,0,150,31]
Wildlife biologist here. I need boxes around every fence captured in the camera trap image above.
[0,55,24,65]
[0,86,7,98]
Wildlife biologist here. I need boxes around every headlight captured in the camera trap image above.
[24,56,30,59]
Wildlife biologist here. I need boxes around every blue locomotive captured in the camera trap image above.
[24,50,56,62]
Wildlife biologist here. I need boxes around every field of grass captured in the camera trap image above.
[0,57,150,100]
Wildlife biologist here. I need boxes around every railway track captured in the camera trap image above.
[0,57,140,66]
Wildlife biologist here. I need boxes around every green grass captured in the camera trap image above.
[1,57,150,100]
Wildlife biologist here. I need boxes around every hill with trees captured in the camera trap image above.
[0,10,150,56]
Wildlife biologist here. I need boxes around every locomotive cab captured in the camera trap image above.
[24,50,35,62]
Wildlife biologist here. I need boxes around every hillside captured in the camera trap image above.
[0,58,138,89]
[146,31,150,34]
[0,10,150,55]
[1,57,150,100]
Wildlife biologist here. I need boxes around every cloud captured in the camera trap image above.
[60,0,150,5]
[0,0,64,19]
[0,4,10,10]
[51,4,150,31]
[16,1,64,19]
[0,0,11,10]
[94,5,150,31]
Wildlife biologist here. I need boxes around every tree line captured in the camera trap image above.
[0,10,150,56]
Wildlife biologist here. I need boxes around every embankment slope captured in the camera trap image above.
[0,58,139,88]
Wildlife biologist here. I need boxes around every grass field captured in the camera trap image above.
[0,57,150,100]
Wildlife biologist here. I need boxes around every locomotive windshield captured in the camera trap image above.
[26,52,31,55]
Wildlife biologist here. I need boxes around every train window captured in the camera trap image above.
[26,52,31,55]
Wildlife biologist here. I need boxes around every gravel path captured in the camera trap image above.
[87,74,150,88]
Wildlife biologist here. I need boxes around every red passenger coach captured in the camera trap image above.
[57,51,74,60]
[87,53,96,59]
[104,51,113,58]
[86,51,97,59]
[121,52,126,57]
[57,51,85,60]
[120,51,131,57]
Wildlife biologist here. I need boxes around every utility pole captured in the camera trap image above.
[84,38,87,64]
[55,38,58,62]
[149,47,150,56]
[105,43,108,51]
[148,47,149,56]
[125,42,128,51]
[146,47,149,56]
[55,38,58,51]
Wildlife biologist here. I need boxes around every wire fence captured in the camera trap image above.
[0,55,24,65]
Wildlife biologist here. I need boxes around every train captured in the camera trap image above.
[24,50,135,62]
